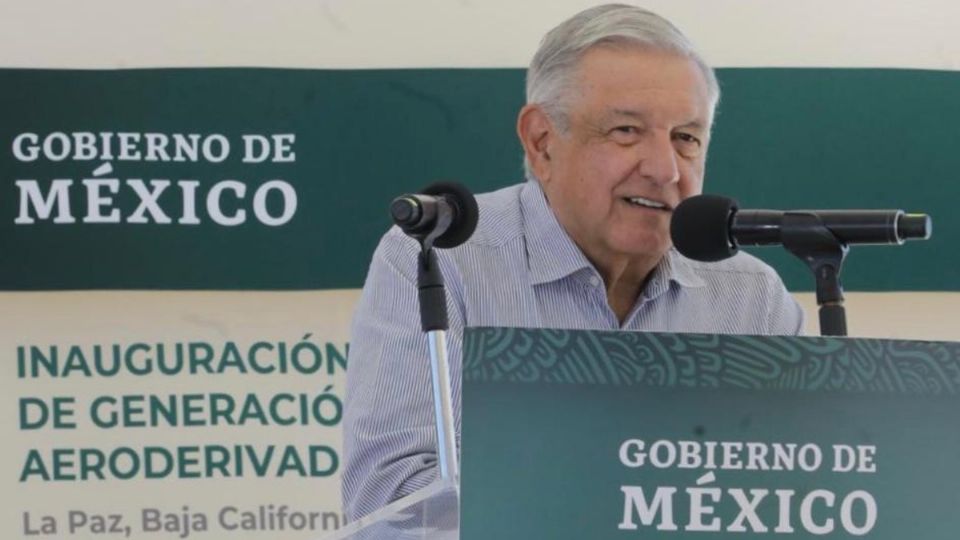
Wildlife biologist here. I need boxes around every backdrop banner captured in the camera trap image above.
[3,290,356,539]
[462,327,960,539]
[1,65,958,540]
[0,68,956,292]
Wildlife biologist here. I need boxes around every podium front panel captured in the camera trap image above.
[462,328,960,539]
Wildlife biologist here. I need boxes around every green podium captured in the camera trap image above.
[461,328,960,539]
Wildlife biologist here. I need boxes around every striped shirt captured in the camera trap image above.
[342,180,804,520]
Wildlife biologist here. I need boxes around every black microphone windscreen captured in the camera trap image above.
[670,194,739,262]
[422,181,479,248]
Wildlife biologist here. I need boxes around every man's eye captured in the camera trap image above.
[610,126,641,143]
[673,132,703,157]
[673,132,701,146]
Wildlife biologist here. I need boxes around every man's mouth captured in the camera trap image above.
[623,196,671,211]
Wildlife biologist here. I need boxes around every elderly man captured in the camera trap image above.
[343,3,804,521]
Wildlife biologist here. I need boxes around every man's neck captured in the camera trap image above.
[596,254,662,324]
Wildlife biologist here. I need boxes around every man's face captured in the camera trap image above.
[537,46,713,268]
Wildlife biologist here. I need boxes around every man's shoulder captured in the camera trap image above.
[466,182,527,248]
[677,250,784,287]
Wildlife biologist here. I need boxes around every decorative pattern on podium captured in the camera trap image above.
[463,327,960,393]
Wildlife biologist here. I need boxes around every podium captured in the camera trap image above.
[329,327,960,539]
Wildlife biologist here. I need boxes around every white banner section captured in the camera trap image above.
[3,290,356,540]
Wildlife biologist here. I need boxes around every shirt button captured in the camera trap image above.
[588,276,601,287]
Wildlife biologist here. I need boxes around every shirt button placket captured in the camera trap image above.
[584,274,616,328]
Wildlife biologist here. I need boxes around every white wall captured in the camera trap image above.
[1,0,959,69]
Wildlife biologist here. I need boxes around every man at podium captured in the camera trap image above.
[343,3,804,521]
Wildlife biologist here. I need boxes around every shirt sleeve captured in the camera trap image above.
[341,228,465,521]
[764,270,806,336]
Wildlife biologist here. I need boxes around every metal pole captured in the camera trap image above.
[427,329,459,482]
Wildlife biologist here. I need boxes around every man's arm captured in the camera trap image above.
[341,228,464,521]
[764,270,806,336]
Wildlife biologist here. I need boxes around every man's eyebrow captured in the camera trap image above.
[605,109,709,131]
[607,108,648,121]
[677,119,708,131]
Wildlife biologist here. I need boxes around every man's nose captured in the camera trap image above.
[638,131,680,185]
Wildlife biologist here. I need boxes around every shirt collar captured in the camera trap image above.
[520,180,707,291]
[521,180,595,285]
[643,249,707,299]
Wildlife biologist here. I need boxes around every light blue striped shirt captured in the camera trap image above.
[343,180,804,520]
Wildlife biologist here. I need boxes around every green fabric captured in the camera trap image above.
[0,68,954,290]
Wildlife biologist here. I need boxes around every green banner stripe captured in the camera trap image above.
[0,68,956,291]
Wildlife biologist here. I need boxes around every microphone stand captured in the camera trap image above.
[391,181,477,488]
[414,213,460,484]
[780,212,849,337]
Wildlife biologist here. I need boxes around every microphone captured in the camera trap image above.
[389,183,478,483]
[390,181,479,249]
[671,194,932,262]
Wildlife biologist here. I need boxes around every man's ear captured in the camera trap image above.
[517,104,555,183]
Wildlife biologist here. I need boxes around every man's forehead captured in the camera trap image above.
[568,48,714,126]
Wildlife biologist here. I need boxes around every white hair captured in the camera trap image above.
[523,3,720,180]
